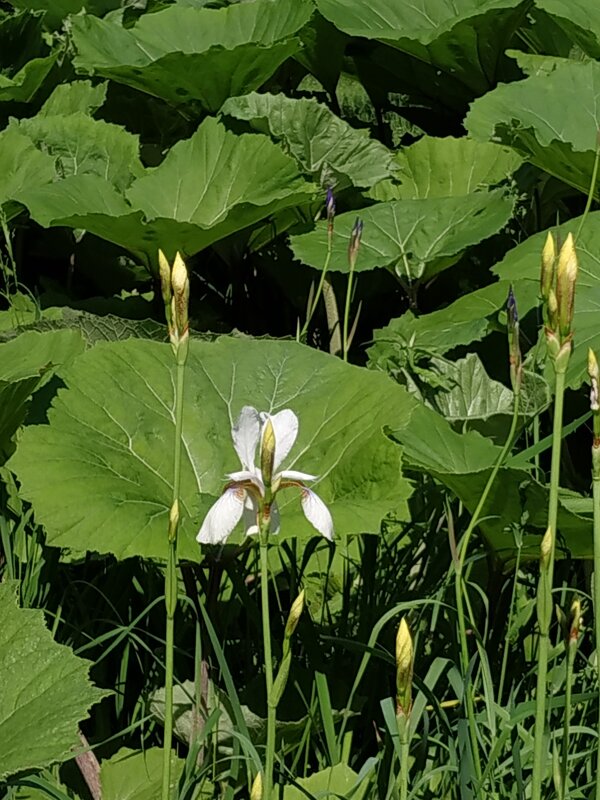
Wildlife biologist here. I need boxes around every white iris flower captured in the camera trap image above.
[197,405,334,545]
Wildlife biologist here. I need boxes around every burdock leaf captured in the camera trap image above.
[9,337,416,561]
[71,0,313,112]
[0,581,109,780]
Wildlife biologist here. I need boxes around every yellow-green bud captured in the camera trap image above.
[260,417,276,490]
[547,288,559,333]
[395,617,413,717]
[285,589,305,639]
[158,249,172,307]
[250,772,262,800]
[556,232,578,338]
[168,499,179,543]
[540,526,553,569]
[171,252,189,336]
[540,232,556,301]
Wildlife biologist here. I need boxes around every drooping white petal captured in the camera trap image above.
[300,488,334,541]
[197,486,245,545]
[279,469,317,482]
[232,406,261,470]
[261,409,298,472]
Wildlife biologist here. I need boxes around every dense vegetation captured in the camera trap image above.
[3,1,600,799]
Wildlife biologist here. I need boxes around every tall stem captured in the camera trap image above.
[532,367,567,800]
[260,534,276,800]
[300,234,333,341]
[396,718,410,800]
[593,452,600,800]
[342,260,356,362]
[453,393,521,792]
[162,355,186,800]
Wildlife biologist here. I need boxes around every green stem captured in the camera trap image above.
[575,138,600,242]
[560,638,576,799]
[532,367,567,800]
[453,392,521,792]
[260,536,276,800]
[342,258,356,362]
[161,352,186,800]
[498,538,523,702]
[396,717,410,800]
[299,233,333,341]
[593,470,600,800]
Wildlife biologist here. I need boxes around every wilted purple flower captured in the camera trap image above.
[326,188,335,222]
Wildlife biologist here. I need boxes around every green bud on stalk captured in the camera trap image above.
[507,286,522,394]
[284,589,305,639]
[395,617,413,718]
[250,772,263,800]
[556,233,578,339]
[540,232,556,304]
[260,418,276,492]
[348,217,363,271]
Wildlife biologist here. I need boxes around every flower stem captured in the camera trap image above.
[395,716,410,800]
[260,533,276,800]
[453,391,521,793]
[299,232,333,342]
[592,446,600,800]
[342,258,356,363]
[532,366,567,800]
[162,352,186,800]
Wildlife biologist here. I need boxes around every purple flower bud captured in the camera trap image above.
[326,188,335,222]
[348,217,363,269]
[507,285,518,326]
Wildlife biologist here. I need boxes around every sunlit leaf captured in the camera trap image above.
[71,0,313,112]
[9,337,416,561]
[289,190,514,282]
[466,60,600,196]
[16,117,313,264]
[368,135,522,201]
[222,91,395,189]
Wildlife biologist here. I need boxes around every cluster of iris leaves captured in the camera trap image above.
[5,0,600,798]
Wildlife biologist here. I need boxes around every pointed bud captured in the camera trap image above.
[547,288,558,332]
[168,499,179,543]
[250,772,263,800]
[171,252,189,337]
[395,617,413,717]
[158,249,172,305]
[556,233,578,338]
[260,417,276,491]
[568,596,582,645]
[507,286,522,393]
[540,232,556,302]
[540,526,553,569]
[348,217,363,271]
[326,188,335,223]
[285,590,305,639]
[589,349,600,412]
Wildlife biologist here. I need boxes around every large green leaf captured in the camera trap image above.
[283,764,368,800]
[0,330,85,462]
[16,117,313,265]
[368,136,522,201]
[0,9,58,103]
[71,0,313,112]
[367,284,509,370]
[316,0,525,102]
[0,129,55,222]
[221,92,395,189]
[0,581,108,780]
[7,1,122,30]
[289,190,514,282]
[100,748,185,800]
[465,60,600,196]
[534,0,600,58]
[37,79,108,116]
[10,112,143,191]
[9,337,416,561]
[388,402,591,558]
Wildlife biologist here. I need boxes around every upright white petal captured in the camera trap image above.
[301,489,334,541]
[197,486,245,545]
[232,406,261,470]
[262,409,298,472]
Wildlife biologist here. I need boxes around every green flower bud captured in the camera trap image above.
[556,233,578,338]
[260,417,276,491]
[395,617,413,717]
[285,589,305,639]
[540,232,556,303]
